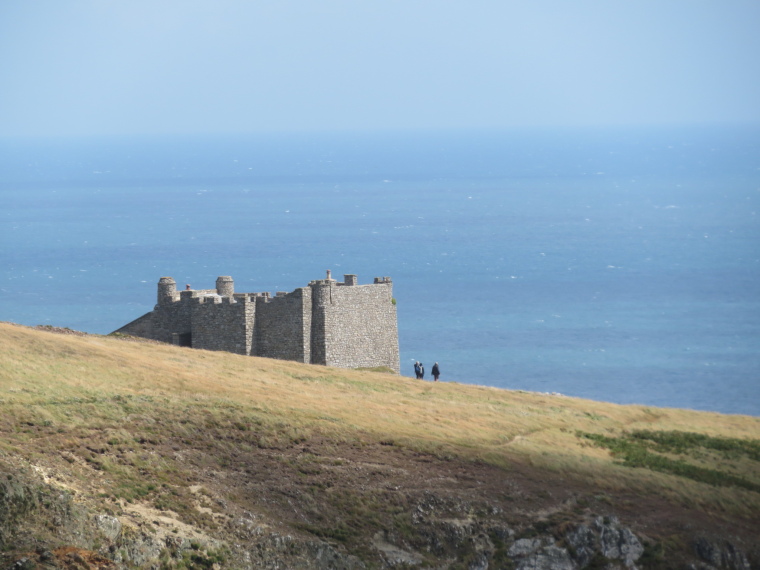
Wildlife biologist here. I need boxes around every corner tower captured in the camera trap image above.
[309,273,399,372]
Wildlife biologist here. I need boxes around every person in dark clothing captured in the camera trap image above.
[419,363,424,380]
[414,361,421,379]
[432,362,440,382]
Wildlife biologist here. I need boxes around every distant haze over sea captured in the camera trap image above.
[1,126,758,415]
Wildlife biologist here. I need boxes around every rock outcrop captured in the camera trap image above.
[1,464,757,569]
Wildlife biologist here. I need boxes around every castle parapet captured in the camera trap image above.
[180,289,197,300]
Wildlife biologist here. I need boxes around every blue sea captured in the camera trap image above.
[1,126,758,416]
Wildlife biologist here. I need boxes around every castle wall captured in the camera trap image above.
[190,296,254,355]
[151,290,202,344]
[312,279,399,372]
[115,301,193,344]
[114,273,399,373]
[113,312,154,339]
[253,288,312,363]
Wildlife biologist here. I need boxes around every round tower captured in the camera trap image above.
[157,277,177,305]
[309,279,331,308]
[216,275,234,297]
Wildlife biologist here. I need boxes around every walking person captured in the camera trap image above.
[432,362,440,382]
[414,361,421,379]
[419,362,425,380]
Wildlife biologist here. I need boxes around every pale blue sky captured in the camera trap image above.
[1,0,759,136]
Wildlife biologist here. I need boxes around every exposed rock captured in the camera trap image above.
[595,516,644,566]
[244,533,366,569]
[508,537,575,570]
[693,537,752,570]
[93,515,121,542]
[509,537,548,558]
[565,516,643,568]
[113,528,163,567]
[565,523,597,567]
[372,531,424,566]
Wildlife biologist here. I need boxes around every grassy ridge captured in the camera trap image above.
[1,322,759,522]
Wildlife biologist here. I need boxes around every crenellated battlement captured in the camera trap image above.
[181,289,217,301]
[311,273,388,287]
[187,295,242,305]
[115,270,400,372]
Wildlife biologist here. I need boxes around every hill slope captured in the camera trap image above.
[0,322,758,568]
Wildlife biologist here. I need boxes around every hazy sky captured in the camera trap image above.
[1,0,759,137]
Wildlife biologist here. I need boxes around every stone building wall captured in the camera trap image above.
[151,298,194,344]
[254,288,312,363]
[191,296,254,355]
[114,312,154,339]
[312,277,399,372]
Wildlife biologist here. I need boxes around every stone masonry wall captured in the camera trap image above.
[151,290,203,344]
[191,296,254,355]
[254,288,312,363]
[149,301,192,343]
[316,280,399,372]
[114,312,154,339]
[115,303,186,344]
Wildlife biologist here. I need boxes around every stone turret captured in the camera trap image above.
[216,276,234,297]
[157,277,177,305]
[310,277,333,308]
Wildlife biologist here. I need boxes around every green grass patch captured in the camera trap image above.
[628,430,760,461]
[578,430,760,493]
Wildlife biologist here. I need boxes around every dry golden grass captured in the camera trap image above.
[2,322,758,518]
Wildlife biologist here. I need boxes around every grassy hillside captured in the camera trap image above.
[1,322,758,567]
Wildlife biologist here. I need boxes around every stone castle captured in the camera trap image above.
[114,271,400,372]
